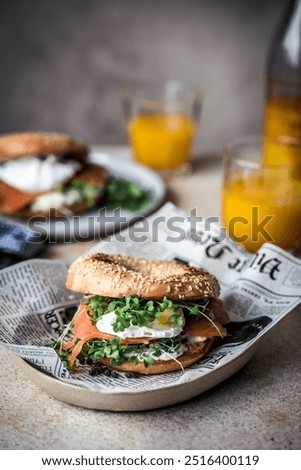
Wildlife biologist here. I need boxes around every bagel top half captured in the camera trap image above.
[66,253,220,301]
[0,132,88,162]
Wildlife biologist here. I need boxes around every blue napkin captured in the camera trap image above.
[0,219,46,268]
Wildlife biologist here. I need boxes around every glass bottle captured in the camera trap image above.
[263,0,301,166]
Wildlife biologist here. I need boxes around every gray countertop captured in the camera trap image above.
[0,150,300,450]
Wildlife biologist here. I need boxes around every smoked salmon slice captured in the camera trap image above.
[0,181,39,213]
[62,304,151,366]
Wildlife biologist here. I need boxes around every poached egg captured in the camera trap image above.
[96,308,184,340]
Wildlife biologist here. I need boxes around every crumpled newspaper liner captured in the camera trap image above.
[1,203,300,410]
[12,344,257,411]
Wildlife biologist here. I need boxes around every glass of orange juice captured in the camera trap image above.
[123,80,202,174]
[222,135,301,253]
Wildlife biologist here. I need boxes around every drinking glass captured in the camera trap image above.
[123,80,202,175]
[222,135,301,253]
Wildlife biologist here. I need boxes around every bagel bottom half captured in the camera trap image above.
[98,339,215,375]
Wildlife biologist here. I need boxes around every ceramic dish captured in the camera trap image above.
[1,148,166,241]
[13,343,257,411]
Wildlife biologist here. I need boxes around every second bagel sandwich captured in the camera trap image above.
[56,253,229,375]
[0,132,107,217]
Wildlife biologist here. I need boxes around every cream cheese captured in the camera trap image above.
[0,155,81,193]
[31,189,82,212]
[96,311,183,339]
[187,335,207,343]
[133,344,186,362]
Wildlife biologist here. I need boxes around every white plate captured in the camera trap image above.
[13,343,257,411]
[1,149,166,242]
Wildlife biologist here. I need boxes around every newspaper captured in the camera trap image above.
[0,202,300,393]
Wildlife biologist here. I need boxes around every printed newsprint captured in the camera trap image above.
[0,203,300,393]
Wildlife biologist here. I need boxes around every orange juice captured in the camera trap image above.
[222,171,301,253]
[127,114,196,170]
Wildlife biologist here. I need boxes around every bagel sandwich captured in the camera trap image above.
[0,132,107,217]
[55,253,229,375]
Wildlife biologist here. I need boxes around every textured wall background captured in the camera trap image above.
[0,0,285,154]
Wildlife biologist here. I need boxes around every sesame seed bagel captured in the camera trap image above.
[0,132,88,162]
[66,253,220,300]
[98,339,214,375]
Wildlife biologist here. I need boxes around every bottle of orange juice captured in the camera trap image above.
[263,0,301,166]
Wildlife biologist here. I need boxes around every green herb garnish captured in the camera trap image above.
[87,295,184,333]
[104,178,151,212]
[56,181,100,208]
[182,299,210,317]
[56,178,150,212]
[77,335,183,368]
[49,339,71,368]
